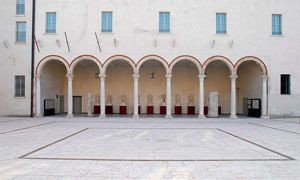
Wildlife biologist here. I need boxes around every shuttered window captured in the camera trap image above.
[15,76,25,97]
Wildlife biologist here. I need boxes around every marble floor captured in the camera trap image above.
[0,116,300,179]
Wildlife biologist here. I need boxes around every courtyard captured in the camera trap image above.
[0,117,300,179]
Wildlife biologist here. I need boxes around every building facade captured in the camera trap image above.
[1,0,300,118]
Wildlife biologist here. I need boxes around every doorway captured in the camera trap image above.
[73,96,82,114]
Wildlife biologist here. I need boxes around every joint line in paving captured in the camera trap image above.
[22,157,294,162]
[0,122,55,135]
[249,123,300,135]
[217,128,295,160]
[18,128,89,158]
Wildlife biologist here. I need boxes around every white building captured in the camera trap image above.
[1,0,300,118]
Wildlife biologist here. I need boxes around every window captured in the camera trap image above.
[272,14,282,35]
[216,13,227,34]
[281,74,290,95]
[159,12,170,33]
[15,76,25,97]
[16,22,26,42]
[16,0,25,15]
[46,12,57,33]
[101,11,113,32]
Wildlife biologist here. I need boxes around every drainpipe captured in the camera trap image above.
[30,0,36,117]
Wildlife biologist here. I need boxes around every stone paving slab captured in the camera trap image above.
[24,128,287,161]
[0,117,299,179]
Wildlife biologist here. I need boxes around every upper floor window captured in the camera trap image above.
[272,14,282,35]
[16,22,26,42]
[159,12,170,33]
[46,12,57,33]
[281,74,290,95]
[216,13,227,34]
[101,11,113,32]
[16,0,25,15]
[15,75,25,97]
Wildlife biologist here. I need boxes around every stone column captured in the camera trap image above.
[67,73,74,118]
[230,74,238,119]
[99,74,106,118]
[35,75,42,117]
[133,73,139,118]
[166,73,172,118]
[261,75,269,118]
[198,75,206,118]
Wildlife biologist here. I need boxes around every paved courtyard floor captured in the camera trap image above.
[0,116,300,179]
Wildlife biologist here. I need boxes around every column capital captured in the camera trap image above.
[262,75,269,80]
[229,74,238,79]
[166,73,172,79]
[99,73,106,78]
[66,73,74,80]
[133,73,139,79]
[35,74,42,80]
[198,75,206,80]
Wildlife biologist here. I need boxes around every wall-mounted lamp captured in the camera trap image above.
[228,40,234,48]
[38,39,43,48]
[56,39,62,48]
[114,38,117,47]
[211,39,215,48]
[3,40,9,48]
[172,39,176,48]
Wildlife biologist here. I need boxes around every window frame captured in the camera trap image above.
[280,74,291,95]
[159,12,170,33]
[16,21,26,43]
[45,12,57,34]
[16,0,25,15]
[15,75,25,97]
[272,14,282,36]
[216,13,227,35]
[101,11,113,33]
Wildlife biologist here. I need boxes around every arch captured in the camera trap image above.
[202,56,234,75]
[70,55,102,74]
[103,55,136,74]
[136,55,169,74]
[170,55,202,74]
[36,55,69,75]
[234,56,268,75]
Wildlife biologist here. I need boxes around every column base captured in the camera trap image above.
[260,115,270,119]
[67,114,74,118]
[132,114,139,119]
[230,115,238,119]
[165,114,172,119]
[198,114,206,119]
[35,113,42,118]
[99,114,106,119]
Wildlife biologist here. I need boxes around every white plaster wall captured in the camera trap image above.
[33,0,300,117]
[0,0,32,116]
[2,0,300,116]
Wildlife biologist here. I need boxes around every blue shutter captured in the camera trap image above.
[52,13,56,32]
[102,12,107,32]
[165,12,170,32]
[16,22,26,42]
[216,14,220,33]
[16,0,25,15]
[223,14,227,33]
[159,12,164,32]
[108,12,112,32]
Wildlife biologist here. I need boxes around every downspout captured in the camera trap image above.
[30,0,36,117]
